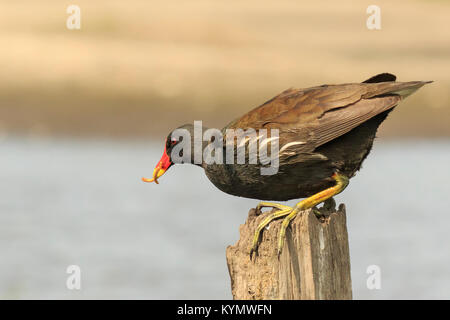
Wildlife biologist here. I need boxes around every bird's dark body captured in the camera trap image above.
[203,109,392,201]
[163,74,430,201]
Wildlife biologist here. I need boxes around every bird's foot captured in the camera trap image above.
[250,173,349,260]
[250,204,293,259]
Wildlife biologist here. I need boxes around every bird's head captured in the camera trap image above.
[142,124,198,184]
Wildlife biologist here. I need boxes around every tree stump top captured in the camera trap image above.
[226,204,352,300]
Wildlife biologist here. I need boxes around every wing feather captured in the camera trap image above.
[223,77,431,152]
[310,95,400,148]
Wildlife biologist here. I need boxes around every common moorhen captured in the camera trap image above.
[143,73,431,256]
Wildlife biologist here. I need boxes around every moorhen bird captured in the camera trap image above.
[143,73,431,257]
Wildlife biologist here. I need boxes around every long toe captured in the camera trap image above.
[255,202,292,215]
[250,206,293,259]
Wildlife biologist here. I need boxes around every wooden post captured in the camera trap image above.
[226,203,352,300]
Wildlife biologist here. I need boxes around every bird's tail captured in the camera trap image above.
[389,81,433,99]
[363,79,432,100]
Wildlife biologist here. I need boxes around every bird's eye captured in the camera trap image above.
[171,138,178,145]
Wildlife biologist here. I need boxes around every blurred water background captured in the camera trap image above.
[1,136,449,299]
[1,0,449,139]
[1,0,450,299]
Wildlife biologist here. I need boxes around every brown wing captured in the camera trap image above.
[309,95,400,148]
[224,79,430,153]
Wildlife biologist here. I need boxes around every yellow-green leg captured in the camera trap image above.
[276,173,349,257]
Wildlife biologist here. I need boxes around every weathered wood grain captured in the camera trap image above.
[226,203,352,300]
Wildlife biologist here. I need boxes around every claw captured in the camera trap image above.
[277,244,283,259]
[249,248,257,260]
